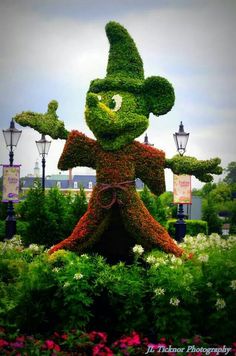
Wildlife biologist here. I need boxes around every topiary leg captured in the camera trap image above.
[48,190,109,254]
[121,192,184,257]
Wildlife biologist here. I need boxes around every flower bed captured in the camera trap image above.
[0,233,235,352]
[0,327,235,355]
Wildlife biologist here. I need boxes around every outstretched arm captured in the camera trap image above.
[134,142,166,196]
[58,130,97,170]
[13,100,68,139]
[165,155,222,182]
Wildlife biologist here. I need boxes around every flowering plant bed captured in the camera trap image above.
[0,327,235,355]
[0,234,235,349]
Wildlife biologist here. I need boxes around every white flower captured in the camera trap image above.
[207,282,213,287]
[170,255,182,265]
[132,245,144,255]
[74,273,83,280]
[81,254,89,259]
[28,244,40,252]
[215,298,226,310]
[146,255,156,264]
[230,280,236,290]
[154,288,165,296]
[170,297,180,307]
[63,282,70,288]
[52,267,60,273]
[198,254,209,263]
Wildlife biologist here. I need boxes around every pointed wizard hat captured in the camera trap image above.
[89,21,175,116]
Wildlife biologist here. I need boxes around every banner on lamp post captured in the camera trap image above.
[173,174,192,204]
[2,165,21,203]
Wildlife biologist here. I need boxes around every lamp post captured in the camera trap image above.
[36,134,51,191]
[173,121,189,242]
[2,119,22,239]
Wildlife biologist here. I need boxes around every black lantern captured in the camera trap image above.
[36,134,51,191]
[173,122,189,242]
[3,119,22,166]
[2,119,22,239]
[173,121,189,156]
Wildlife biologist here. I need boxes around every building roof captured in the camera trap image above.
[21,175,144,190]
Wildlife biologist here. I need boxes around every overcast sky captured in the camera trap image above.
[0,0,235,190]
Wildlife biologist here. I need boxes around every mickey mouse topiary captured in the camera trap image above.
[14,21,222,262]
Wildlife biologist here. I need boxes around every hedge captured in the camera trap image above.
[167,219,208,238]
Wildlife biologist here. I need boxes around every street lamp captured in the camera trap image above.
[173,121,190,242]
[36,134,51,191]
[2,119,22,239]
[173,121,189,156]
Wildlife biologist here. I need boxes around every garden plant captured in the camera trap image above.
[0,233,235,354]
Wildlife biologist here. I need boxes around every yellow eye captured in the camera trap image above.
[111,94,122,112]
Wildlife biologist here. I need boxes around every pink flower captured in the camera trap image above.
[89,331,107,343]
[92,343,113,356]
[44,340,55,349]
[43,339,60,352]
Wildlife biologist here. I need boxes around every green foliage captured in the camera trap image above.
[139,186,168,227]
[159,191,177,218]
[167,219,208,237]
[14,100,68,139]
[1,234,235,343]
[224,161,236,184]
[85,91,149,150]
[139,185,157,217]
[165,155,222,182]
[144,76,175,116]
[202,198,222,234]
[194,181,236,234]
[0,220,29,241]
[105,21,144,80]
[15,184,88,247]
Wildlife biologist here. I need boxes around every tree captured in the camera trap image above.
[67,186,88,230]
[202,198,222,234]
[46,187,71,241]
[155,196,168,227]
[224,161,236,184]
[19,181,54,246]
[139,185,157,218]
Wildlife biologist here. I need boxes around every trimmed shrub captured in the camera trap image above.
[167,219,208,238]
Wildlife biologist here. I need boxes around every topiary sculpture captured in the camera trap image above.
[14,22,222,262]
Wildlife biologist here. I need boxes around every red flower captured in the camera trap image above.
[0,338,8,347]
